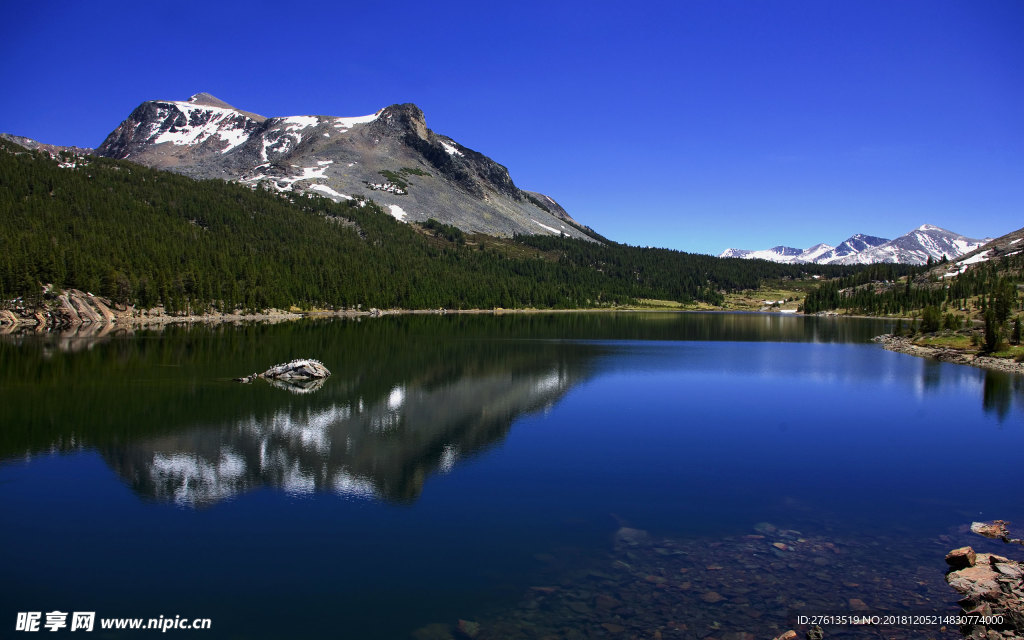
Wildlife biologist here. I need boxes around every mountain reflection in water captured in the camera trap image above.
[107,361,580,506]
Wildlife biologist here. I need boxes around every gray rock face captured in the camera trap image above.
[93,94,596,240]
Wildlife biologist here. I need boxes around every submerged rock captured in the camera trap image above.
[456,619,480,639]
[411,623,455,640]
[971,521,1010,540]
[613,527,650,546]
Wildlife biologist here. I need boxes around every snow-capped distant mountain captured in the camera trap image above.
[720,226,987,266]
[719,246,804,263]
[724,243,837,264]
[837,225,988,265]
[720,235,888,264]
[816,234,890,263]
[85,93,595,240]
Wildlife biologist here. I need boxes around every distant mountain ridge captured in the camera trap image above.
[9,93,596,241]
[720,225,988,265]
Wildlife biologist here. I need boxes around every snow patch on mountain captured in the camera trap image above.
[440,140,463,157]
[307,184,351,200]
[147,101,254,153]
[280,116,320,131]
[531,219,560,234]
[387,204,408,222]
[239,163,333,194]
[942,250,995,278]
[332,112,381,130]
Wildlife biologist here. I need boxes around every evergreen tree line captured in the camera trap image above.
[0,140,877,313]
[514,235,873,306]
[802,257,1023,317]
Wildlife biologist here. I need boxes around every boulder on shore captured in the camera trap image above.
[945,546,1024,639]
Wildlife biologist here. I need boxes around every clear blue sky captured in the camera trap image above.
[2,0,1021,255]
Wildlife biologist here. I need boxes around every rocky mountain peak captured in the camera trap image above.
[187,92,236,109]
[374,103,428,141]
[90,94,593,240]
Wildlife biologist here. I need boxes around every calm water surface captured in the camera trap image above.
[1,313,1022,639]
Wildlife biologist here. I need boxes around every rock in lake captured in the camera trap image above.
[236,359,331,383]
[261,359,331,380]
[971,520,1010,540]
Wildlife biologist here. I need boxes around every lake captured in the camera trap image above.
[1,312,1022,639]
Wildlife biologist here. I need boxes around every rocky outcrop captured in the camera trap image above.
[2,288,119,330]
[0,309,20,326]
[945,549,1024,639]
[873,334,1024,374]
[944,521,1024,639]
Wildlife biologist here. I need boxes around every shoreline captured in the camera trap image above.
[873,334,1024,375]
[0,304,701,331]
[0,292,812,334]
[5,299,1021,377]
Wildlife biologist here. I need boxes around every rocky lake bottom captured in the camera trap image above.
[435,521,1004,640]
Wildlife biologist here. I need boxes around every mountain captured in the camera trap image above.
[718,236,887,264]
[91,93,594,240]
[815,234,890,263]
[841,225,988,265]
[0,132,91,157]
[934,225,1024,279]
[720,226,987,265]
[719,245,804,263]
